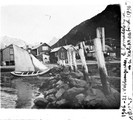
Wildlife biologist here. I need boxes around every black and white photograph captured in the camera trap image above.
[0,0,132,120]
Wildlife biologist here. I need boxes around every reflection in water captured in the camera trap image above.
[15,79,34,108]
[1,76,42,109]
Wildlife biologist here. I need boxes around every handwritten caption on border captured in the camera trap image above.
[121,1,133,120]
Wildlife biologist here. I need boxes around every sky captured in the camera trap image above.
[1,0,122,45]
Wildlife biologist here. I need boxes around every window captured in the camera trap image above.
[10,48,14,54]
[42,46,49,51]
[10,54,14,60]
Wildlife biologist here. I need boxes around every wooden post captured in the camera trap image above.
[78,42,88,73]
[94,38,110,95]
[67,46,77,71]
[67,47,74,71]
[102,28,105,52]
[72,48,77,71]
[96,27,105,52]
[78,42,90,82]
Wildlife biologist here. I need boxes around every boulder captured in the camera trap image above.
[64,87,85,101]
[69,78,87,88]
[75,93,85,103]
[55,88,65,99]
[46,94,56,102]
[56,80,64,86]
[56,99,67,106]
[34,97,48,108]
[84,94,97,102]
[56,99,72,108]
[70,70,83,79]
[63,66,71,73]
[45,88,57,96]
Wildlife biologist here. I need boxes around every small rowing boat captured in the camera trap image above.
[11,45,50,77]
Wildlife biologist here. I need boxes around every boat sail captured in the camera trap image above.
[11,45,50,77]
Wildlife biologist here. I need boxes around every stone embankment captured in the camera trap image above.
[32,66,120,109]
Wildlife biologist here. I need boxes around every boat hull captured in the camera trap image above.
[10,68,50,77]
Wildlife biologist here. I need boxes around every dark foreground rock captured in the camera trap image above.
[32,66,120,109]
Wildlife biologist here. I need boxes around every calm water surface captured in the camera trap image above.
[1,77,43,109]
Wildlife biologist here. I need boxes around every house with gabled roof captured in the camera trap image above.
[50,45,76,64]
[31,42,51,63]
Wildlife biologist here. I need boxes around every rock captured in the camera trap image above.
[31,105,39,109]
[39,80,53,92]
[75,93,85,103]
[92,89,105,98]
[110,87,119,94]
[55,88,65,99]
[50,66,63,75]
[60,72,70,81]
[60,83,69,90]
[56,99,72,108]
[46,94,56,102]
[45,88,57,96]
[84,95,97,102]
[70,70,83,79]
[64,87,85,101]
[56,99,67,105]
[46,102,56,108]
[69,78,87,88]
[56,80,64,86]
[63,66,70,73]
[105,92,120,109]
[34,97,48,108]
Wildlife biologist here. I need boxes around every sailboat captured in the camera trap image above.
[11,45,51,77]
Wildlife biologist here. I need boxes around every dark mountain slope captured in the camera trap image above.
[52,4,121,48]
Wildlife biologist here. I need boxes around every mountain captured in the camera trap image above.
[48,37,59,46]
[0,36,27,49]
[52,4,121,48]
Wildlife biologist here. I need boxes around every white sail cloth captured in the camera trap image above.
[13,45,35,71]
[30,54,48,72]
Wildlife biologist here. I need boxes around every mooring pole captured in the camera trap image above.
[78,42,88,73]
[78,42,91,83]
[72,47,77,71]
[67,47,74,71]
[94,38,110,95]
[96,27,105,52]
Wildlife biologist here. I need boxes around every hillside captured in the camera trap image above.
[52,4,121,48]
[48,37,59,46]
[0,36,27,49]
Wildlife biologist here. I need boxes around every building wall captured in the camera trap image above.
[2,44,15,65]
[31,49,37,56]
[3,47,10,61]
[38,43,50,55]
[58,47,67,60]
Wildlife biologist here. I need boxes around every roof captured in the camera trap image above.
[32,43,50,50]
[2,44,13,51]
[51,45,74,53]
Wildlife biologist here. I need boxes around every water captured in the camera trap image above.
[1,76,43,109]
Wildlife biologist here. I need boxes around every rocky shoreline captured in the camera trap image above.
[32,66,120,109]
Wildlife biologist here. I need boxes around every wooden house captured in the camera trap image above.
[31,43,51,63]
[2,44,15,66]
[31,43,50,56]
[50,45,73,64]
